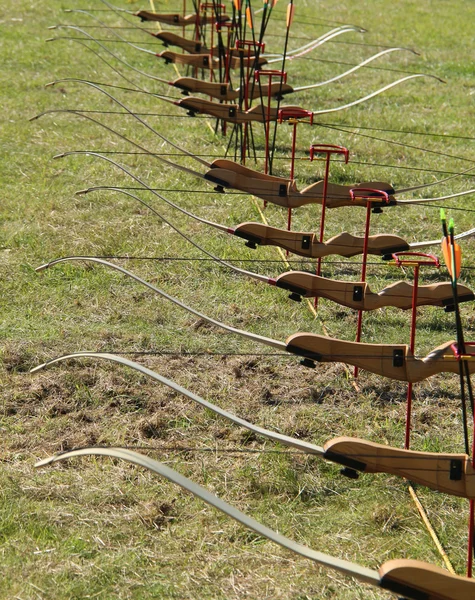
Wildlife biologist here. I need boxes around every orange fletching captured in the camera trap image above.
[286,3,295,26]
[246,5,254,28]
[442,238,462,279]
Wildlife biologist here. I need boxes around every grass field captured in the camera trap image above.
[2,0,475,598]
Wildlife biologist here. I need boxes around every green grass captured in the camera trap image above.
[2,0,475,597]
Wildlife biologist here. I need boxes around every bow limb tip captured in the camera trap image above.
[53,152,77,159]
[29,362,48,374]
[35,262,53,273]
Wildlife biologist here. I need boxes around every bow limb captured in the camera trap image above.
[53,11,160,57]
[293,47,419,93]
[411,226,475,249]
[311,73,444,115]
[31,111,206,180]
[78,0,134,16]
[34,446,475,599]
[77,182,229,233]
[34,446,380,588]
[265,25,366,63]
[46,36,154,93]
[46,26,171,88]
[41,78,211,167]
[71,186,271,286]
[30,352,324,456]
[50,30,215,98]
[63,0,133,15]
[396,162,475,195]
[35,256,285,351]
[59,8,175,46]
[31,353,475,499]
[396,187,475,204]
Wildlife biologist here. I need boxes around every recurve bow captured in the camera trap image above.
[167,48,419,101]
[35,256,475,383]
[134,10,230,26]
[35,446,475,599]
[69,153,475,258]
[34,79,475,213]
[204,158,475,210]
[154,25,367,71]
[171,72,442,123]
[31,351,475,500]
[71,183,474,310]
[50,17,421,103]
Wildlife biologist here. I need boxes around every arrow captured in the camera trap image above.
[441,211,475,576]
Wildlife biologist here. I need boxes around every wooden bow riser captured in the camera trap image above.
[232,224,412,258]
[325,437,475,499]
[161,52,268,70]
[205,160,396,208]
[155,32,215,55]
[177,97,291,123]
[135,11,230,26]
[172,78,295,102]
[173,78,238,101]
[155,34,292,98]
[273,272,473,309]
[284,334,475,383]
[379,560,475,600]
